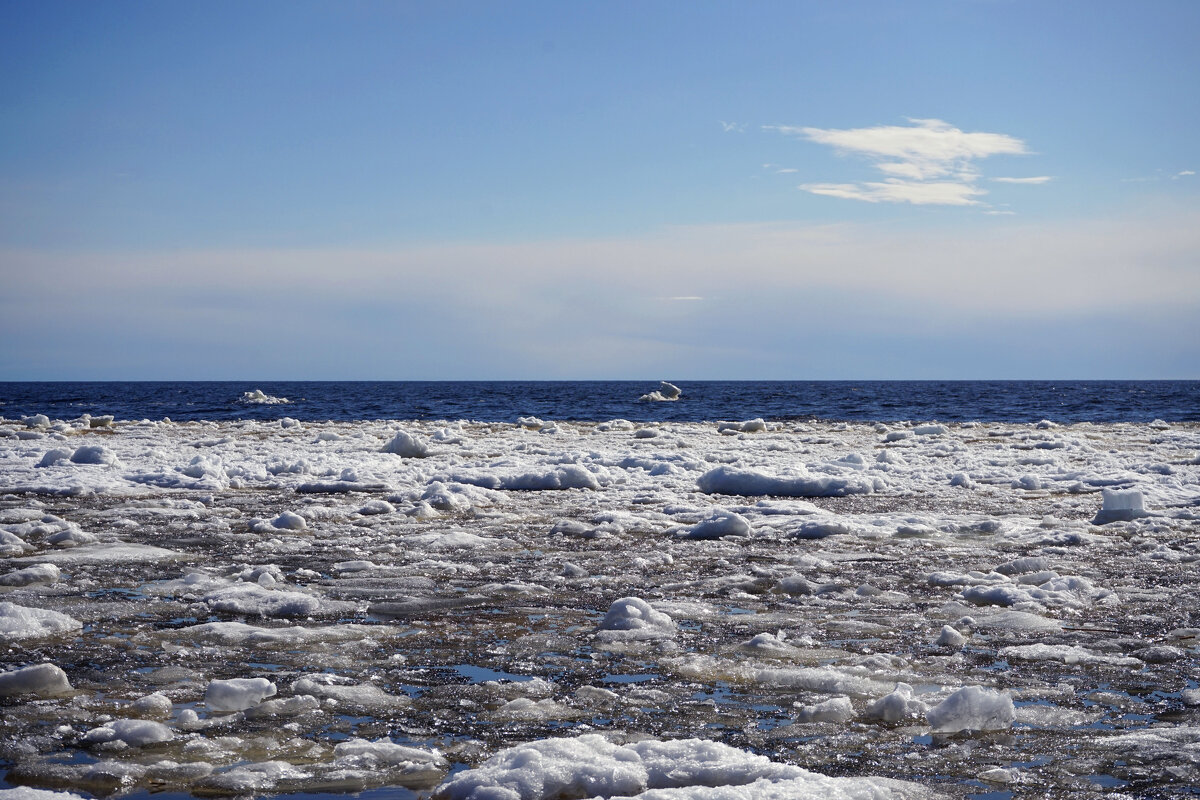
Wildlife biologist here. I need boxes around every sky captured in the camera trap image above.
[1,0,1197,380]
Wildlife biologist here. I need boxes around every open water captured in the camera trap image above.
[1,380,1197,424]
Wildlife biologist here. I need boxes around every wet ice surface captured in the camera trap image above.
[1,414,1199,798]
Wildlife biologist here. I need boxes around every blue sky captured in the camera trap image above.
[2,0,1197,379]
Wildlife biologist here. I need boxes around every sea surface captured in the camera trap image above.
[0,380,1197,423]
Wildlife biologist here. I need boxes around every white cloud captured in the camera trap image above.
[769,118,1031,206]
[1174,169,1195,178]
[992,176,1053,185]
[720,121,745,133]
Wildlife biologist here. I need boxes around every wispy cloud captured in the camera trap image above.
[992,176,1053,185]
[720,121,746,133]
[1174,169,1195,179]
[768,118,1031,206]
[800,180,986,206]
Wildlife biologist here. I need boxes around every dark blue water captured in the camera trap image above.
[1,381,1196,423]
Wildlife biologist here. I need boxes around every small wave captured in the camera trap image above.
[239,389,291,405]
[639,381,682,402]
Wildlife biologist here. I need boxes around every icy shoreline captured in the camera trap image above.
[1,414,1198,798]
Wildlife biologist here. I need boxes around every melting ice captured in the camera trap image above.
[1,411,1198,798]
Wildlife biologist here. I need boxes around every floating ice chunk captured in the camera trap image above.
[383,430,429,458]
[246,694,321,718]
[205,677,277,712]
[913,424,948,435]
[865,683,928,723]
[682,509,751,540]
[46,527,99,547]
[960,574,1112,610]
[640,381,682,401]
[333,738,447,769]
[69,445,118,465]
[0,663,72,697]
[998,643,1143,667]
[279,417,301,429]
[23,414,51,429]
[292,675,410,710]
[16,541,183,565]
[197,760,310,793]
[1092,488,1149,524]
[83,718,175,747]
[0,788,88,800]
[717,418,767,434]
[672,656,892,698]
[926,686,1014,733]
[0,563,61,587]
[0,530,34,557]
[491,697,579,721]
[203,582,324,617]
[790,518,853,539]
[795,695,855,724]
[0,602,83,641]
[271,511,307,531]
[1133,645,1185,663]
[458,466,602,491]
[697,466,877,498]
[994,556,1052,576]
[741,631,792,654]
[597,597,676,640]
[239,389,290,404]
[434,734,926,800]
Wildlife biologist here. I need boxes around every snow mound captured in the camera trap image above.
[698,466,877,498]
[596,597,676,641]
[432,734,930,800]
[640,382,682,402]
[682,509,751,540]
[271,511,308,531]
[383,430,429,458]
[926,686,1014,733]
[69,445,118,466]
